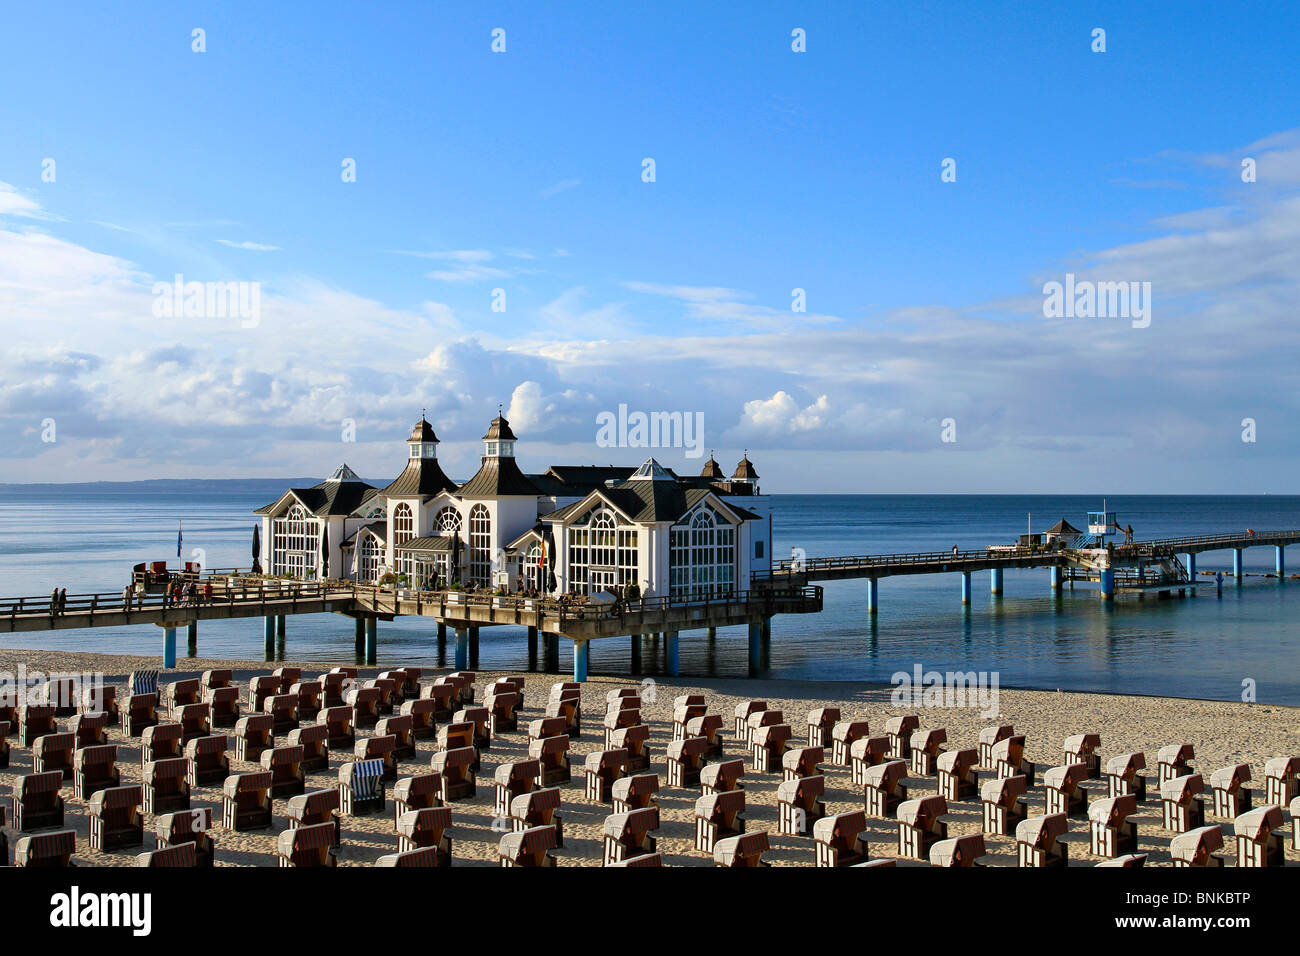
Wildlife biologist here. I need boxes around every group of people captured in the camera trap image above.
[47,587,68,615]
[163,579,213,607]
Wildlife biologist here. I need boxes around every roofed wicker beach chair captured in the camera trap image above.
[733,700,767,740]
[320,705,355,750]
[40,676,77,717]
[1209,763,1252,819]
[672,697,707,741]
[1161,774,1206,833]
[498,675,525,707]
[713,830,770,868]
[909,727,948,777]
[446,671,476,706]
[355,734,398,781]
[897,795,948,860]
[129,669,160,698]
[178,702,211,743]
[1233,805,1285,867]
[19,703,58,747]
[272,666,302,696]
[347,685,383,729]
[33,732,75,780]
[396,806,453,861]
[777,775,826,836]
[1104,752,1147,802]
[1264,755,1300,806]
[609,723,651,773]
[864,760,910,818]
[745,708,783,748]
[0,704,14,740]
[430,747,477,802]
[119,691,159,738]
[276,820,337,867]
[287,723,329,773]
[602,806,659,865]
[155,807,215,866]
[375,847,440,867]
[455,706,492,750]
[529,716,567,741]
[142,757,191,814]
[686,714,725,760]
[1063,733,1102,779]
[141,723,184,775]
[1043,763,1089,817]
[612,772,659,814]
[16,769,65,831]
[261,744,306,799]
[81,683,117,723]
[392,772,442,825]
[417,681,456,724]
[1169,825,1225,867]
[1157,743,1195,786]
[696,790,748,858]
[511,787,563,847]
[930,833,987,868]
[365,676,399,715]
[850,735,891,786]
[831,719,869,766]
[0,721,8,770]
[222,770,274,831]
[499,824,558,867]
[978,724,1014,766]
[89,784,144,852]
[666,736,707,789]
[937,748,980,802]
[1016,812,1069,868]
[14,829,76,867]
[603,702,641,747]
[884,715,920,761]
[814,809,870,867]
[199,669,232,696]
[328,665,360,681]
[1293,795,1300,851]
[135,842,199,867]
[162,678,200,717]
[376,714,417,761]
[992,734,1035,788]
[290,680,323,721]
[701,758,745,796]
[584,748,628,802]
[1096,853,1147,867]
[337,758,387,816]
[1088,794,1138,857]
[606,852,663,867]
[204,686,240,729]
[782,745,823,783]
[248,675,280,715]
[69,711,108,749]
[751,723,793,774]
[981,774,1029,835]
[485,689,520,735]
[549,681,581,703]
[529,734,571,787]
[321,671,349,710]
[263,693,299,735]
[185,734,229,785]
[545,686,581,738]
[382,669,419,704]
[401,698,441,740]
[494,758,540,816]
[807,707,841,749]
[233,714,273,763]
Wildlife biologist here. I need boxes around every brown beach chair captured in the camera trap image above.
[287,723,329,773]
[447,671,476,705]
[733,700,767,740]
[119,691,159,738]
[937,748,980,802]
[419,682,457,723]
[981,774,1029,835]
[601,806,658,865]
[162,679,200,717]
[745,709,784,748]
[222,771,274,831]
[807,707,841,749]
[831,719,869,766]
[248,675,280,714]
[529,716,567,741]
[178,702,211,743]
[135,842,199,867]
[909,727,947,777]
[401,698,440,740]
[392,772,442,825]
[782,745,823,782]
[897,795,948,859]
[1210,763,1252,818]
[376,714,417,761]
[199,669,231,695]
[528,734,571,786]
[73,744,119,800]
[16,770,65,831]
[494,758,540,816]
[204,686,241,728]
[263,694,299,735]
[14,829,76,867]
[33,732,76,780]
[930,833,987,868]
[261,744,306,798]
[321,672,349,710]
[142,757,191,814]
[347,686,382,729]
[978,724,1014,766]
[1160,774,1206,832]
[511,787,563,847]
[290,681,322,721]
[584,748,629,802]
[485,690,520,735]
[1157,743,1195,786]
[320,706,354,749]
[612,773,660,814]
[701,759,745,795]
[1016,812,1069,868]
[387,668,422,701]
[437,722,476,766]
[545,687,581,738]
[285,788,341,842]
[992,735,1035,788]
[777,774,826,835]
[365,676,398,715]
[850,736,890,786]
[375,847,440,867]
[141,723,184,774]
[355,734,398,780]
[750,723,792,774]
[1088,794,1139,857]
[666,736,707,789]
[1043,763,1089,817]
[155,807,215,866]
[498,824,557,867]
[69,711,109,749]
[814,809,869,867]
[455,706,491,750]
[1263,756,1300,806]
[89,784,144,852]
[42,677,78,717]
[604,706,641,748]
[430,747,477,802]
[233,714,273,763]
[713,830,769,868]
[338,758,387,815]
[1063,733,1102,779]
[672,699,707,741]
[272,666,302,695]
[19,704,58,747]
[396,806,453,861]
[884,715,920,761]
[686,714,725,759]
[609,724,652,773]
[1169,825,1224,867]
[185,734,230,785]
[276,820,337,867]
[1096,853,1147,867]
[0,721,8,769]
[81,684,117,723]
[864,760,910,818]
[1104,752,1146,801]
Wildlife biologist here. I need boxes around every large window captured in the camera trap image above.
[435,506,462,537]
[393,503,414,547]
[521,542,543,590]
[469,504,491,586]
[356,533,382,583]
[272,503,319,578]
[670,506,735,600]
[565,508,638,595]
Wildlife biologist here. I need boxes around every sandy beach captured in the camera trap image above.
[2,647,1297,867]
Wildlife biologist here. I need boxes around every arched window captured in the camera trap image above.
[356,533,382,583]
[469,504,491,586]
[566,508,636,595]
[393,503,414,547]
[435,506,462,537]
[670,505,734,600]
[524,542,542,590]
[271,503,319,577]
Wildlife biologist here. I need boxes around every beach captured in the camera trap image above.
[2,648,1297,867]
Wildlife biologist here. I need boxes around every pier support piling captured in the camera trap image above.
[1049,566,1062,592]
[364,616,377,664]
[707,627,717,639]
[666,631,680,677]
[469,626,480,669]
[630,634,641,672]
[961,571,972,605]
[574,640,589,683]
[354,618,365,652]
[866,578,878,615]
[264,615,275,655]
[748,622,762,674]
[162,626,177,669]
[454,628,469,670]
[1186,553,1196,583]
[1100,569,1115,601]
[1277,546,1286,578]
[990,568,1004,596]
[186,620,197,650]
[1233,549,1244,581]
[276,615,286,638]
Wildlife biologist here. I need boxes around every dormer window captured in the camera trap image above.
[486,440,514,458]
[410,442,438,459]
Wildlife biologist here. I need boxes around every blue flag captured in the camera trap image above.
[177,521,183,559]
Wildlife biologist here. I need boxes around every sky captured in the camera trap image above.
[1,1,1299,493]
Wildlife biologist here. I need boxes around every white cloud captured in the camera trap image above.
[216,239,281,251]
[539,177,581,198]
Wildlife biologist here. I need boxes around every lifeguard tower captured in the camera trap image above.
[1081,507,1119,548]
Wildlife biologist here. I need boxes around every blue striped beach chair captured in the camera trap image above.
[338,758,387,816]
[130,670,160,697]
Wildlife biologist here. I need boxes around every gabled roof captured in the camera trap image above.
[541,480,757,526]
[339,521,386,549]
[628,458,674,481]
[379,456,458,498]
[506,525,545,551]
[458,455,541,498]
[325,463,363,482]
[255,475,379,517]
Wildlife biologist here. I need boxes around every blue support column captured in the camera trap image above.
[364,616,377,663]
[990,568,1004,596]
[748,622,762,672]
[574,640,589,683]
[666,632,679,677]
[867,578,879,614]
[163,626,177,668]
[1186,553,1196,582]
[264,615,276,642]
[1099,569,1115,601]
[1049,566,1062,591]
[1233,549,1244,580]
[276,615,286,638]
[1276,546,1285,578]
[454,628,468,670]
[961,571,972,605]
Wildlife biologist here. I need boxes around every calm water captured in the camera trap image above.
[0,485,1297,703]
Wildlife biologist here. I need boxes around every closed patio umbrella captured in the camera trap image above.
[450,535,462,586]
[320,524,330,579]
[251,524,262,575]
[544,529,558,593]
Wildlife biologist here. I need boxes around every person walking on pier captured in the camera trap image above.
[122,584,132,614]
[50,587,58,620]
[58,588,67,615]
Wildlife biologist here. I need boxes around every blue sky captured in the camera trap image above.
[2,1,1299,492]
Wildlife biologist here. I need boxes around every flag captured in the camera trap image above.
[177,521,183,559]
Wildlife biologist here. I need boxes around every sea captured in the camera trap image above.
[0,484,1297,704]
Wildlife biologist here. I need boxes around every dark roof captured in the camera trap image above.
[339,521,386,549]
[732,455,759,480]
[395,535,457,553]
[541,481,756,526]
[482,414,518,442]
[700,456,724,479]
[254,476,378,517]
[409,417,438,443]
[379,456,458,498]
[458,455,541,498]
[1045,518,1082,535]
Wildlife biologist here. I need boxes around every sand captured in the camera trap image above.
[1,648,1297,867]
